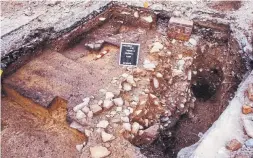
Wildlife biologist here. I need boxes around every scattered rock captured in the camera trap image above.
[90,146,110,158]
[134,11,139,18]
[103,100,114,109]
[81,106,90,114]
[143,60,156,71]
[85,40,104,51]
[124,109,131,116]
[76,144,84,152]
[150,42,163,53]
[142,16,153,23]
[97,120,109,128]
[123,82,132,91]
[105,92,114,100]
[113,97,124,106]
[90,104,102,115]
[99,17,106,21]
[247,84,253,101]
[123,123,132,131]
[189,38,197,46]
[242,105,252,114]
[243,118,253,137]
[156,72,163,78]
[85,129,92,137]
[173,10,181,17]
[101,131,115,142]
[121,116,130,122]
[76,110,86,120]
[116,106,122,112]
[226,139,242,151]
[245,138,253,147]
[70,121,85,132]
[73,98,90,112]
[135,124,159,145]
[132,122,140,134]
[88,111,93,118]
[126,75,136,86]
[153,77,159,89]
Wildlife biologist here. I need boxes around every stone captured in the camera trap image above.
[132,122,140,134]
[70,121,85,132]
[121,116,130,123]
[143,60,156,71]
[90,146,110,158]
[101,131,115,142]
[126,75,136,86]
[189,38,197,46]
[150,42,163,53]
[134,11,139,18]
[226,139,242,151]
[137,124,159,145]
[73,98,90,112]
[113,97,124,106]
[97,120,109,128]
[153,78,159,89]
[105,92,114,100]
[81,106,90,114]
[103,100,114,110]
[173,10,181,17]
[245,138,253,147]
[243,118,253,137]
[85,40,104,51]
[90,104,102,115]
[99,89,107,94]
[247,84,253,101]
[76,110,86,120]
[116,107,122,112]
[123,123,132,132]
[124,109,130,116]
[99,17,106,21]
[85,129,92,137]
[76,144,84,152]
[88,111,93,118]
[242,105,252,114]
[142,16,153,23]
[156,72,163,78]
[123,82,132,91]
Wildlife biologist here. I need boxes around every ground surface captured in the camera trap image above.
[1,1,253,158]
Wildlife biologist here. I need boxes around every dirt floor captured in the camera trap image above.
[1,97,82,158]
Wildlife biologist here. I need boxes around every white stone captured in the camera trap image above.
[76,144,84,152]
[73,98,90,112]
[172,39,176,44]
[87,111,93,118]
[70,121,85,132]
[142,15,153,23]
[99,17,106,21]
[173,10,181,17]
[134,11,139,18]
[99,89,107,94]
[113,97,124,106]
[153,77,159,89]
[123,123,132,131]
[101,131,115,142]
[150,42,164,53]
[124,109,131,116]
[189,38,197,46]
[132,122,140,134]
[85,129,92,137]
[116,107,123,112]
[143,60,156,71]
[121,73,129,78]
[76,110,86,120]
[126,75,136,86]
[90,146,110,158]
[105,92,114,100]
[103,100,114,109]
[188,70,192,80]
[97,120,109,128]
[81,106,90,114]
[243,118,253,138]
[123,82,132,91]
[121,116,130,122]
[156,72,163,78]
[90,104,102,114]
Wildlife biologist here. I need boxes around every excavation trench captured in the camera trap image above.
[1,4,246,158]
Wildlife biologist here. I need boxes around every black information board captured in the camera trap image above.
[119,42,140,66]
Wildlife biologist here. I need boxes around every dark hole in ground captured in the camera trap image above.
[191,77,216,101]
